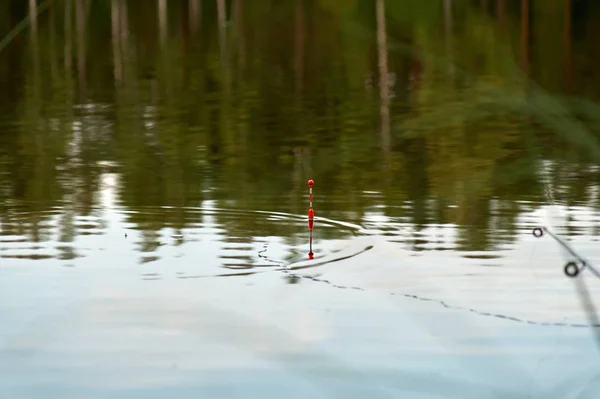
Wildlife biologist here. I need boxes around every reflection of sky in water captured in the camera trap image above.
[2,169,600,397]
[2,261,600,398]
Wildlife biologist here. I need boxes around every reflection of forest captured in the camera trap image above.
[1,0,600,253]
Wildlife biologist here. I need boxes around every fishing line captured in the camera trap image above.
[257,242,284,267]
[527,240,539,281]
[526,317,566,399]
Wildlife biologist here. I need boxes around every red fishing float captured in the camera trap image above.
[308,179,314,259]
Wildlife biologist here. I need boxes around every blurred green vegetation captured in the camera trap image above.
[1,0,600,253]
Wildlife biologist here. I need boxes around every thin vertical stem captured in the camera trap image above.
[443,0,454,77]
[30,0,41,107]
[563,0,573,93]
[520,0,530,75]
[497,0,505,25]
[217,0,232,155]
[29,0,38,38]
[181,0,190,88]
[111,0,122,85]
[158,0,167,46]
[49,0,59,82]
[376,0,390,156]
[76,0,86,99]
[444,0,453,34]
[217,0,226,60]
[120,0,129,56]
[156,0,168,104]
[295,0,304,95]
[64,0,72,73]
[189,0,201,33]
[234,0,244,72]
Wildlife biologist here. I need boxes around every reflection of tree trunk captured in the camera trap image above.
[120,0,129,59]
[29,0,37,39]
[189,0,201,33]
[235,0,244,73]
[217,0,232,155]
[217,0,230,86]
[563,0,573,93]
[119,0,136,102]
[481,0,488,10]
[217,0,227,61]
[64,0,72,73]
[30,0,41,110]
[293,0,305,161]
[295,0,304,96]
[156,0,168,101]
[158,0,167,46]
[29,0,39,76]
[520,0,530,75]
[111,0,122,85]
[181,1,190,89]
[234,0,246,160]
[376,0,391,156]
[76,0,86,100]
[49,1,59,82]
[497,0,505,26]
[443,0,454,78]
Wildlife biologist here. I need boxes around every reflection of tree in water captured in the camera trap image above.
[1,1,600,253]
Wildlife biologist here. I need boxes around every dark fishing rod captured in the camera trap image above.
[532,226,600,278]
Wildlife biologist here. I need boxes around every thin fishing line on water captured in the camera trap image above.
[284,266,600,328]
[527,242,539,282]
[257,243,285,267]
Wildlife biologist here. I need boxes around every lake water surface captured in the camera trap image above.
[2,1,600,398]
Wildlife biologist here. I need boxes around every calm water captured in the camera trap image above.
[3,1,600,398]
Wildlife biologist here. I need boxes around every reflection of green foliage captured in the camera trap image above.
[1,0,600,252]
